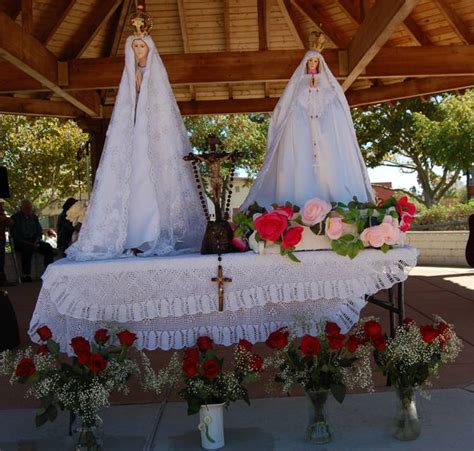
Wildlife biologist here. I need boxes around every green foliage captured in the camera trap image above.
[413,200,474,228]
[0,115,89,214]
[353,91,474,207]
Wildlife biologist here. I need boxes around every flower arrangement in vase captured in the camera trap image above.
[369,316,462,441]
[263,320,374,443]
[178,336,263,449]
[0,326,161,451]
[233,195,417,261]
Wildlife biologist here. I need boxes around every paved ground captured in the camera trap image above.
[0,389,473,450]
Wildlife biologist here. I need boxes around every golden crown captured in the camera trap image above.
[308,31,327,52]
[128,5,153,38]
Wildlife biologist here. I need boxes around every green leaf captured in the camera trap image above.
[47,340,60,357]
[380,243,391,253]
[330,383,346,404]
[35,411,49,427]
[287,251,301,263]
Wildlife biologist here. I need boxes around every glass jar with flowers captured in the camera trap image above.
[369,316,462,441]
[263,320,374,444]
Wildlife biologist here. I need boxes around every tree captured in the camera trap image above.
[0,115,89,214]
[184,114,269,212]
[352,91,474,207]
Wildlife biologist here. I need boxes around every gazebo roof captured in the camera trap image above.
[0,0,473,119]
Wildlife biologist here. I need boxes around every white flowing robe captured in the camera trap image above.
[67,35,205,261]
[241,51,374,211]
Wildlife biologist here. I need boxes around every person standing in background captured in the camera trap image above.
[57,197,77,257]
[0,201,13,285]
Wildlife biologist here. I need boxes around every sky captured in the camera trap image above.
[368,165,419,190]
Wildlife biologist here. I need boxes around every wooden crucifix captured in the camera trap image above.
[211,261,232,312]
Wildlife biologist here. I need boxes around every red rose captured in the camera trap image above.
[420,325,438,343]
[437,322,449,335]
[15,358,36,378]
[117,330,137,347]
[274,206,294,219]
[202,359,221,380]
[86,353,108,374]
[328,333,346,350]
[265,328,289,349]
[400,212,414,232]
[396,196,416,217]
[346,335,360,353]
[184,347,200,364]
[70,337,90,355]
[238,339,253,352]
[77,351,91,365]
[364,320,383,338]
[371,334,387,351]
[281,226,304,250]
[325,322,341,337]
[94,329,109,344]
[37,344,49,355]
[300,335,321,356]
[182,358,198,377]
[403,317,415,327]
[196,336,213,352]
[36,326,52,341]
[254,212,288,241]
[250,354,263,372]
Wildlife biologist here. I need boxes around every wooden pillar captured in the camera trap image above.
[76,119,109,184]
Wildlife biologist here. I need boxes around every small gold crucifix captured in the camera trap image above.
[212,263,232,312]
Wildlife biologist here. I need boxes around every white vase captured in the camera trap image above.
[198,403,225,449]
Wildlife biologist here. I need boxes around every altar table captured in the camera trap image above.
[29,247,418,352]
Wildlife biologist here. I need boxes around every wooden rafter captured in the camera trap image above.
[347,76,474,106]
[0,0,21,19]
[0,95,82,117]
[432,0,474,45]
[0,10,100,116]
[177,0,196,100]
[341,0,419,91]
[338,0,430,46]
[64,0,122,59]
[257,0,268,51]
[21,0,32,34]
[282,0,306,48]
[276,0,304,48]
[109,0,133,56]
[292,0,350,48]
[1,46,474,93]
[36,0,77,44]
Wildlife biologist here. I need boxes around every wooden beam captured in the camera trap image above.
[347,76,474,106]
[342,0,419,91]
[1,46,474,94]
[337,0,361,25]
[177,0,196,100]
[109,0,133,56]
[36,0,77,44]
[0,10,101,116]
[276,0,304,48]
[21,0,32,34]
[0,0,21,19]
[64,0,122,59]
[0,95,83,117]
[432,0,474,45]
[257,0,268,51]
[282,0,307,48]
[402,15,431,46]
[293,0,350,48]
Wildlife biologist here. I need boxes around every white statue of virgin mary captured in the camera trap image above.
[67,18,205,261]
[241,50,374,211]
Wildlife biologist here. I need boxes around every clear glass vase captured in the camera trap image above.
[393,386,421,441]
[306,390,332,444]
[73,415,103,451]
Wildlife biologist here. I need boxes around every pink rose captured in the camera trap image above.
[382,215,399,228]
[360,225,386,248]
[274,205,294,219]
[301,198,332,226]
[379,222,400,245]
[254,212,288,241]
[232,235,248,252]
[325,216,345,240]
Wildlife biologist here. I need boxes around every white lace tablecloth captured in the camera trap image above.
[29,247,418,352]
